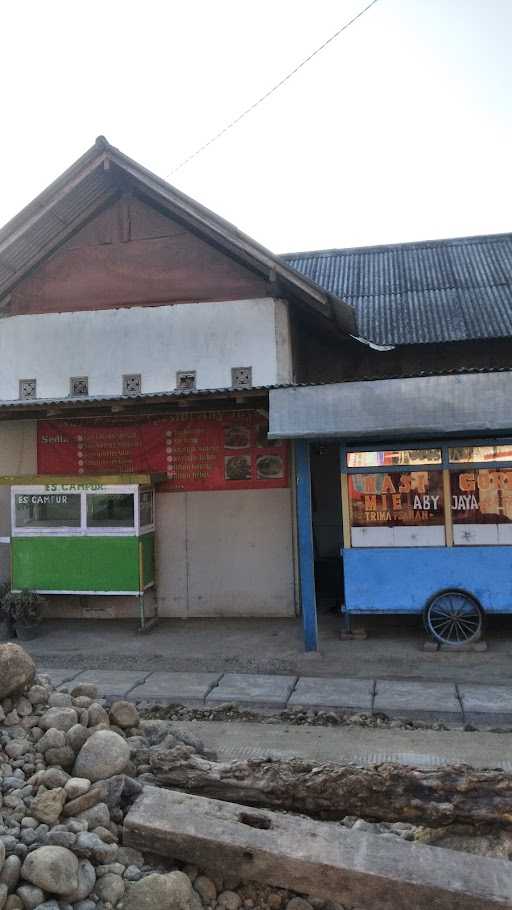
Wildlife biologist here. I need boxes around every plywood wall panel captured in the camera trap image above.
[8,195,269,316]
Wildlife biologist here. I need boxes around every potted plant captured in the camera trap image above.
[0,583,14,641]
[2,589,45,640]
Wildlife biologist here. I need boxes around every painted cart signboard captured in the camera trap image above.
[450,469,512,525]
[348,470,444,527]
[38,412,288,492]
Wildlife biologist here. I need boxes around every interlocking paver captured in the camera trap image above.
[373,680,462,721]
[459,684,512,725]
[207,673,297,708]
[64,670,148,700]
[289,676,373,711]
[129,672,222,704]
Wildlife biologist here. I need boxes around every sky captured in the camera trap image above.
[1,0,511,254]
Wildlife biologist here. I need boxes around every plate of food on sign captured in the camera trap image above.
[224,425,251,449]
[225,455,252,481]
[256,455,284,479]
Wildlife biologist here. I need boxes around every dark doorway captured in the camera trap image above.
[310,443,343,613]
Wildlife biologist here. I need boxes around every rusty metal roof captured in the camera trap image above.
[283,232,512,345]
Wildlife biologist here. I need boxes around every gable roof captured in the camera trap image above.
[0,137,356,334]
[283,232,512,345]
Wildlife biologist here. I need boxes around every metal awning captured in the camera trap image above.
[269,371,512,440]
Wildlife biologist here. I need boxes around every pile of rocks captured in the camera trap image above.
[0,644,365,910]
[142,702,456,732]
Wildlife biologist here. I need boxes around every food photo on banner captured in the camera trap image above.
[37,413,289,492]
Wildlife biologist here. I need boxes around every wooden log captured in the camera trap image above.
[150,745,512,828]
[124,786,512,910]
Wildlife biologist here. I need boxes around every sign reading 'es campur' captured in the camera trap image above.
[37,412,289,492]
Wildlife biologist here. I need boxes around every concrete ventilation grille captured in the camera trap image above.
[177,371,196,390]
[232,367,253,389]
[123,373,142,395]
[70,376,89,397]
[19,379,36,400]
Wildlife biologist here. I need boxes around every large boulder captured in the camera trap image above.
[21,846,79,894]
[123,871,193,910]
[0,644,35,699]
[73,730,130,782]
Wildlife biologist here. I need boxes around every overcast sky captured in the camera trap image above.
[1,0,511,253]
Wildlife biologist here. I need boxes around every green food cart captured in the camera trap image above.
[9,476,156,624]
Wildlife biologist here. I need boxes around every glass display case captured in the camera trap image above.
[11,482,155,594]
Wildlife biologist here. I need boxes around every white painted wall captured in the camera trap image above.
[0,298,292,400]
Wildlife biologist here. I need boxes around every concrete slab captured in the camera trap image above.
[374,680,462,722]
[206,673,297,709]
[459,684,512,725]
[38,668,82,687]
[288,676,373,712]
[64,670,148,701]
[125,786,512,910]
[128,672,222,705]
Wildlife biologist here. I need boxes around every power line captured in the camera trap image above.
[167,0,381,177]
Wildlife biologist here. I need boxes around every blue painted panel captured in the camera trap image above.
[294,440,318,651]
[344,547,512,614]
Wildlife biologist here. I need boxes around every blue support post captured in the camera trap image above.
[294,439,318,651]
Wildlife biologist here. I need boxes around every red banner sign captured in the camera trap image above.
[37,412,288,492]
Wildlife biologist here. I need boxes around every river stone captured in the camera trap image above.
[71,684,98,700]
[109,701,139,729]
[37,729,66,753]
[32,787,66,824]
[40,707,78,732]
[60,859,96,903]
[87,704,109,726]
[0,855,21,892]
[123,871,193,910]
[73,731,130,782]
[95,871,125,905]
[64,777,90,800]
[5,894,23,910]
[27,686,48,706]
[21,846,79,894]
[77,802,110,829]
[16,884,45,909]
[195,875,217,903]
[0,646,35,700]
[41,768,69,789]
[44,746,75,769]
[66,724,89,754]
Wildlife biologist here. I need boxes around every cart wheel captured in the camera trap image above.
[424,589,483,646]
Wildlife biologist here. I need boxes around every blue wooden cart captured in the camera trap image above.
[341,440,512,644]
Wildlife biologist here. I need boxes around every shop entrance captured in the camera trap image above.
[310,443,343,613]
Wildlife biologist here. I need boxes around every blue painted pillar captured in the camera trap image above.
[294,439,318,651]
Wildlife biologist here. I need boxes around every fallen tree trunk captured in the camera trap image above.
[150,745,512,828]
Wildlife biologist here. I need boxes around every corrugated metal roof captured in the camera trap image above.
[0,384,291,412]
[283,233,512,345]
[1,367,510,415]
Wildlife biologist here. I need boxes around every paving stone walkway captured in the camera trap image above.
[39,667,512,724]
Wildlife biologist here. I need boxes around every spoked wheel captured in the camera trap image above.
[424,589,483,646]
